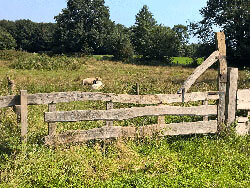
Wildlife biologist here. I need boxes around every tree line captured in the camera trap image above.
[0,0,249,66]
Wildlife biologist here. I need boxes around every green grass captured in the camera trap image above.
[0,50,249,187]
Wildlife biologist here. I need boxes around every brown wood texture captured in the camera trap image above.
[216,32,228,129]
[178,51,220,94]
[45,105,217,123]
[203,99,209,121]
[225,68,238,126]
[237,89,250,110]
[0,91,220,108]
[20,90,28,143]
[48,103,57,136]
[106,101,113,126]
[45,120,218,145]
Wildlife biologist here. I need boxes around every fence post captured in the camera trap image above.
[20,90,28,143]
[225,68,238,127]
[216,32,227,131]
[106,101,113,126]
[136,83,140,95]
[48,103,57,136]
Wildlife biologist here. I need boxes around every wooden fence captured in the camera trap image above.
[0,32,249,145]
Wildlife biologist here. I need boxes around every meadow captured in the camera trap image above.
[0,50,249,187]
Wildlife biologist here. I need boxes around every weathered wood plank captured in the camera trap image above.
[237,89,250,110]
[45,105,217,123]
[20,90,28,143]
[45,120,218,145]
[0,91,220,108]
[177,51,220,94]
[106,101,113,126]
[0,95,20,108]
[216,32,228,130]
[48,103,57,136]
[225,68,238,126]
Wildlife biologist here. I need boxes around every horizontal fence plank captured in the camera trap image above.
[0,91,220,108]
[45,105,217,122]
[45,120,217,145]
[0,95,20,108]
[237,89,250,110]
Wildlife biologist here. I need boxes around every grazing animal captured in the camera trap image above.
[91,80,104,90]
[82,77,101,85]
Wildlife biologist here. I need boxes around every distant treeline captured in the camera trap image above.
[0,0,249,67]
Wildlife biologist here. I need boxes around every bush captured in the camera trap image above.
[10,53,86,71]
[0,28,16,50]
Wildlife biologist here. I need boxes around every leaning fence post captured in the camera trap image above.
[225,67,238,127]
[48,103,57,136]
[20,90,28,143]
[106,101,113,126]
[216,32,227,131]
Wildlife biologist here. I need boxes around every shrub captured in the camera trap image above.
[10,53,85,71]
[0,28,17,50]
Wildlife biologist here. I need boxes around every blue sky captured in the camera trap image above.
[0,0,208,42]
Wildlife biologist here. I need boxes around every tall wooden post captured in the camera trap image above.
[20,90,28,143]
[48,103,57,136]
[106,101,113,126]
[216,32,227,131]
[225,68,238,127]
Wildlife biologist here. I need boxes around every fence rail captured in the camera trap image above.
[44,104,217,122]
[1,91,220,108]
[45,120,218,145]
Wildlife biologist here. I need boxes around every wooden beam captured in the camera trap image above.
[48,103,57,136]
[45,120,218,145]
[0,95,20,108]
[0,91,220,108]
[225,68,238,126]
[106,101,113,126]
[216,32,227,130]
[44,105,217,123]
[177,51,220,94]
[237,89,250,110]
[20,90,28,143]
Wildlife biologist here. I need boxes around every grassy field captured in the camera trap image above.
[0,50,249,187]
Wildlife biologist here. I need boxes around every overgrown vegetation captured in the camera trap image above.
[0,51,249,187]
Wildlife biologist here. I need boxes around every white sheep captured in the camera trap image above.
[91,80,104,90]
[82,77,101,85]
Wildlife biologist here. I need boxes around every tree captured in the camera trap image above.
[54,0,112,54]
[173,24,189,56]
[131,5,157,58]
[149,25,179,61]
[0,27,16,50]
[109,24,134,61]
[190,0,250,67]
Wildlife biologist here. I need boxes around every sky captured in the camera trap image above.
[0,0,208,42]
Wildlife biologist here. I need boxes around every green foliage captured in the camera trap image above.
[172,24,189,57]
[149,25,179,61]
[0,28,16,50]
[131,5,157,58]
[131,5,179,61]
[54,0,112,54]
[189,0,250,67]
[106,24,134,61]
[10,53,85,71]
